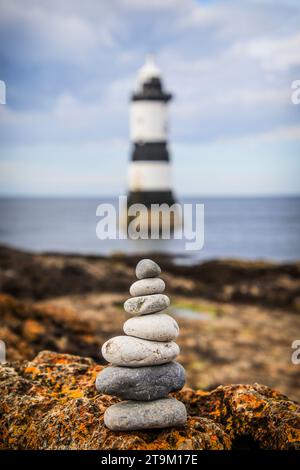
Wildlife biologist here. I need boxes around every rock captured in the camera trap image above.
[0,294,102,362]
[129,278,165,297]
[1,244,300,312]
[101,336,179,367]
[136,259,161,279]
[101,258,184,432]
[96,362,185,400]
[123,313,179,342]
[1,351,300,449]
[124,294,170,316]
[104,398,187,431]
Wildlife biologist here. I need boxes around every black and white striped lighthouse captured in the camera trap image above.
[127,55,176,208]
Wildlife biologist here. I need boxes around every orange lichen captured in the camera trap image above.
[24,366,40,377]
[22,319,46,341]
[1,351,300,450]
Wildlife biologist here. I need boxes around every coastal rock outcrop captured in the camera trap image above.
[0,351,299,450]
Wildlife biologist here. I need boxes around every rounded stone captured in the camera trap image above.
[104,398,187,431]
[129,278,165,297]
[136,259,161,279]
[101,336,179,367]
[96,362,185,400]
[124,294,170,316]
[123,313,179,342]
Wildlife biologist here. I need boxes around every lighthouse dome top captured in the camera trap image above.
[137,55,161,88]
[132,55,172,102]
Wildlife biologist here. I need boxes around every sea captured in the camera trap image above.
[0,196,299,264]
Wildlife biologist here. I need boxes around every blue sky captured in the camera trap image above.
[0,0,299,196]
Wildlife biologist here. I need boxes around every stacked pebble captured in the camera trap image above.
[96,259,187,431]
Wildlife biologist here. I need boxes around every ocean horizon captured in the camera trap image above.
[0,195,299,263]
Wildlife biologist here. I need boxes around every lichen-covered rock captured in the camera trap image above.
[1,247,300,404]
[0,351,299,450]
[0,294,109,362]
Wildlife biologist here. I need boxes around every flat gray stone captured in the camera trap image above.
[123,313,179,342]
[136,259,161,279]
[104,398,187,431]
[124,294,170,316]
[101,336,179,367]
[130,278,165,297]
[96,362,185,400]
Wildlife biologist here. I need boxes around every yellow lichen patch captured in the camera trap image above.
[1,351,300,450]
[59,387,84,399]
[234,392,265,410]
[208,409,222,419]
[286,429,300,443]
[24,365,41,377]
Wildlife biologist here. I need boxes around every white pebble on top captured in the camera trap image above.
[136,259,161,279]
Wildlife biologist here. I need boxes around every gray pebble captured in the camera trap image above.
[104,398,187,431]
[101,335,179,367]
[124,294,170,316]
[136,259,161,279]
[96,362,185,401]
[123,313,179,342]
[130,278,165,297]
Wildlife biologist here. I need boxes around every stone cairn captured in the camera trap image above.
[96,259,187,431]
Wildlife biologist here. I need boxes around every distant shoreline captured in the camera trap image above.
[0,245,299,311]
[1,241,300,267]
[0,195,300,199]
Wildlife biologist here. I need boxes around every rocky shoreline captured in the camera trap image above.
[0,351,299,450]
[1,245,299,309]
[0,245,300,404]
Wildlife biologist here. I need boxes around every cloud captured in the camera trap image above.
[121,0,185,10]
[232,32,300,71]
[0,0,299,195]
[1,0,299,137]
[244,124,300,143]
[192,124,300,147]
[0,1,116,66]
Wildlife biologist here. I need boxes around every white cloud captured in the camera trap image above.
[121,0,185,10]
[232,33,300,71]
[1,0,300,196]
[207,124,300,145]
[250,124,300,143]
[0,0,117,64]
[215,88,289,106]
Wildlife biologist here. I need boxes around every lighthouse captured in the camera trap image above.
[127,55,176,209]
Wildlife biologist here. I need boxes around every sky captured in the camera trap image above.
[0,0,299,197]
